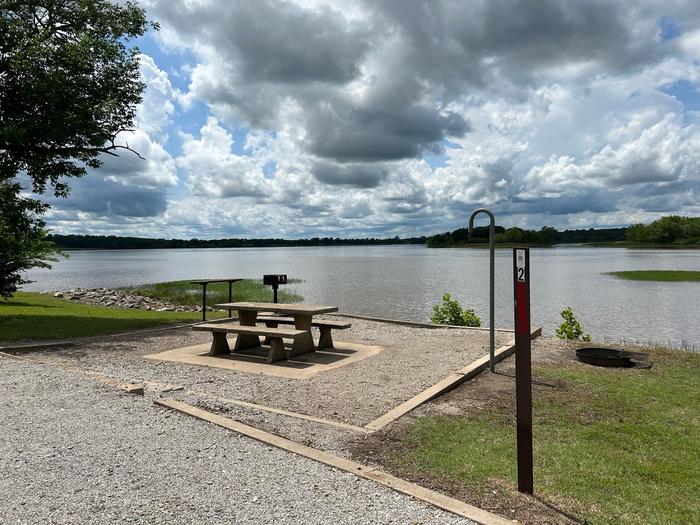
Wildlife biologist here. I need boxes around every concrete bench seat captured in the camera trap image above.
[193,322,306,363]
[256,316,351,349]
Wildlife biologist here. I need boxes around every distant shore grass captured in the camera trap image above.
[122,278,303,307]
[607,270,700,282]
[0,292,221,342]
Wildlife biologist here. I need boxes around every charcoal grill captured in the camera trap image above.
[263,274,287,303]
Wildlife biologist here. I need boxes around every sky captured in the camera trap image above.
[45,0,700,239]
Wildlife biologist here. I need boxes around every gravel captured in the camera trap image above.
[14,316,511,426]
[0,355,475,524]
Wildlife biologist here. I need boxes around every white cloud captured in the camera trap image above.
[47,1,700,236]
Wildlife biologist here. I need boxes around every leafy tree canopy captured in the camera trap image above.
[0,182,57,297]
[0,0,156,195]
[0,0,155,297]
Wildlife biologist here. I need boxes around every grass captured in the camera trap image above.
[396,349,700,525]
[122,278,303,307]
[607,270,700,282]
[0,292,223,342]
[1,279,304,342]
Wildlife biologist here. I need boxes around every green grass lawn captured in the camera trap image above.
[606,270,700,282]
[397,349,700,525]
[0,292,224,342]
[0,279,304,342]
[122,278,303,307]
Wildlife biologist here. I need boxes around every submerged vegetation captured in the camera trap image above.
[607,270,700,282]
[122,279,303,307]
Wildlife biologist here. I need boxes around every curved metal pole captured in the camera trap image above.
[469,208,496,372]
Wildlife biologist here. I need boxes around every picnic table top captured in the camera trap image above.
[189,278,244,285]
[213,302,338,315]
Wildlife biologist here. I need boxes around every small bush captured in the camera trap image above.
[555,307,591,341]
[432,293,481,327]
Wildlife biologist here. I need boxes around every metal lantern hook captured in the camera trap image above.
[468,208,496,372]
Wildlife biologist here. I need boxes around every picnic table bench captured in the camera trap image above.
[192,323,306,363]
[256,316,350,349]
[193,302,345,363]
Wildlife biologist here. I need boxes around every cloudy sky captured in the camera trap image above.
[47,0,700,238]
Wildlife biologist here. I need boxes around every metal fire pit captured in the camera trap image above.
[576,347,651,368]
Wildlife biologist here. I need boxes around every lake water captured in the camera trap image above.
[23,245,700,350]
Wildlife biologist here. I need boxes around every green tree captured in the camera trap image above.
[555,307,591,342]
[432,293,481,327]
[0,182,58,297]
[0,0,155,296]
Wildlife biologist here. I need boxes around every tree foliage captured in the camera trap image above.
[0,182,58,297]
[626,216,700,245]
[1,0,155,194]
[555,307,591,342]
[0,0,154,296]
[427,224,557,247]
[431,293,481,327]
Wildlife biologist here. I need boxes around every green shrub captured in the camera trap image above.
[432,293,481,327]
[555,307,591,341]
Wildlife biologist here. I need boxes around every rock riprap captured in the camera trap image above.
[44,288,212,312]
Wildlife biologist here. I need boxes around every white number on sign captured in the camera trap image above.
[516,249,526,282]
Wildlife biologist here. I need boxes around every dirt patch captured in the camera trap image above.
[351,338,585,525]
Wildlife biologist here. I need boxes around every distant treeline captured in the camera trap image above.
[47,234,427,250]
[426,225,627,247]
[46,215,699,250]
[426,215,700,247]
[626,216,700,245]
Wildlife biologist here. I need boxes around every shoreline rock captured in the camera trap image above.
[41,288,214,313]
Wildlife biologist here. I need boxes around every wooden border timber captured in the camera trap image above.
[0,341,75,353]
[190,392,372,434]
[364,326,542,431]
[155,398,515,525]
[0,318,239,354]
[329,312,516,332]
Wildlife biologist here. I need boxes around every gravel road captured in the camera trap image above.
[0,355,474,524]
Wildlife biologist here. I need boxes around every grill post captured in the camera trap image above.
[263,274,287,303]
[201,282,207,321]
[228,281,233,318]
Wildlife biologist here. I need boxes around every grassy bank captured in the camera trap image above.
[381,348,700,524]
[607,270,700,282]
[0,292,223,342]
[0,279,304,342]
[122,278,303,307]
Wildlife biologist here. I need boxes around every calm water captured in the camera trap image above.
[23,245,700,349]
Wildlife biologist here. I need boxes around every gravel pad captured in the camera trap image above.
[17,317,511,426]
[0,356,474,524]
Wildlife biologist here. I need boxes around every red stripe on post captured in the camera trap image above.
[515,282,529,334]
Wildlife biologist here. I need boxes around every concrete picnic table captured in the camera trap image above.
[213,302,338,356]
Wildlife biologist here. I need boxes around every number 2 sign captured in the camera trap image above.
[516,249,526,282]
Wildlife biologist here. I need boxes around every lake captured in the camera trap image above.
[23,245,700,350]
